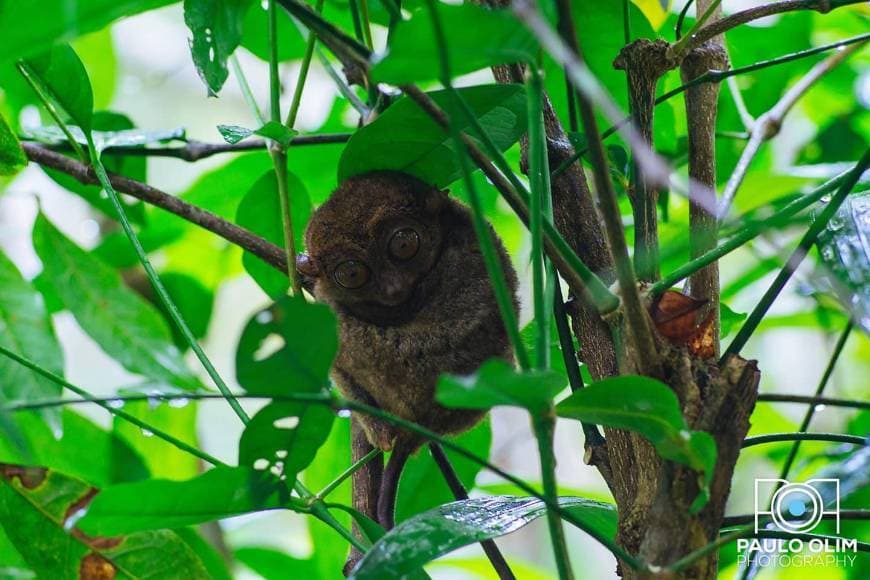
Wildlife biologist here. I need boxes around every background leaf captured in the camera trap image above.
[0,249,64,432]
[0,114,25,175]
[437,359,565,413]
[32,214,198,389]
[23,44,93,133]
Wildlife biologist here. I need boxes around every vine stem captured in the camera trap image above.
[534,415,574,580]
[267,0,302,296]
[718,41,866,219]
[741,433,867,448]
[0,344,224,467]
[314,447,381,501]
[723,149,870,358]
[756,393,869,409]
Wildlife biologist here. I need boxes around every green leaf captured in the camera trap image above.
[217,121,296,147]
[113,399,200,481]
[556,376,717,511]
[174,527,233,580]
[349,496,616,579]
[240,1,306,61]
[235,547,318,579]
[238,401,335,482]
[0,1,177,63]
[437,359,565,413]
[0,466,209,578]
[816,189,870,334]
[145,272,215,350]
[236,170,311,298]
[338,84,527,188]
[371,4,537,84]
[78,466,289,535]
[25,123,185,151]
[0,249,63,432]
[0,114,26,175]
[720,303,747,339]
[396,418,491,523]
[23,44,94,133]
[184,0,254,94]
[32,214,198,389]
[236,296,337,395]
[0,410,149,488]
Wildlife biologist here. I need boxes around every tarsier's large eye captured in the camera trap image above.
[388,228,420,261]
[334,260,370,289]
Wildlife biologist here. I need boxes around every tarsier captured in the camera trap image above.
[297,171,518,571]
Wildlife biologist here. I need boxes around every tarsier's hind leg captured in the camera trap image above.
[376,435,421,530]
[343,417,384,576]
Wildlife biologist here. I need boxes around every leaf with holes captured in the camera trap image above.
[32,214,198,389]
[349,496,617,579]
[436,358,565,413]
[338,84,527,188]
[0,465,208,578]
[556,376,717,512]
[184,0,254,94]
[238,402,335,483]
[235,170,311,298]
[78,466,292,535]
[0,249,64,433]
[236,296,337,395]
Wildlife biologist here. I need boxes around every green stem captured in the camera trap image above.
[756,393,869,410]
[286,0,325,128]
[315,447,381,500]
[17,62,87,163]
[723,149,870,358]
[671,0,723,55]
[0,344,224,467]
[741,433,866,449]
[649,167,852,296]
[265,6,303,296]
[359,0,374,50]
[527,67,551,370]
[534,415,574,580]
[426,0,530,370]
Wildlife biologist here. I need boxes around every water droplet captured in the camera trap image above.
[270,464,282,476]
[679,430,691,441]
[821,194,832,203]
[275,449,288,459]
[107,399,125,409]
[141,429,154,438]
[337,409,351,418]
[814,404,826,412]
[169,397,190,409]
[253,458,269,471]
[256,310,273,324]
[273,416,299,429]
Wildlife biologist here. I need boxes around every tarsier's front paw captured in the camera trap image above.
[343,549,363,577]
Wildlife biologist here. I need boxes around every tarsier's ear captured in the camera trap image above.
[296,253,320,277]
[424,188,448,215]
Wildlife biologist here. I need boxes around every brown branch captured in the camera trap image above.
[717,41,865,217]
[28,133,351,163]
[678,0,864,56]
[22,142,287,273]
[681,1,729,356]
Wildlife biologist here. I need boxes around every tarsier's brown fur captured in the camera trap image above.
[298,171,518,571]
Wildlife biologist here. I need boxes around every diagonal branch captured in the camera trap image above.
[22,142,288,273]
[717,40,866,218]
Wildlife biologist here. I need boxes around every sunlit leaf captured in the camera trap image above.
[236,296,337,395]
[0,114,26,176]
[0,465,208,578]
[32,214,198,389]
[339,84,527,188]
[371,3,537,84]
[349,496,616,579]
[240,1,306,61]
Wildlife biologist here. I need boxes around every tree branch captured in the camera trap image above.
[22,142,288,273]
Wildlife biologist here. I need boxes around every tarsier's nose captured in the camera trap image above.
[296,253,318,277]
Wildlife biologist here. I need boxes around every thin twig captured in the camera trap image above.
[718,41,865,218]
[741,432,866,448]
[757,393,870,409]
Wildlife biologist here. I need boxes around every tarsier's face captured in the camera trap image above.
[299,172,446,323]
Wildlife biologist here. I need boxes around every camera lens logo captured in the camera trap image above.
[755,479,839,534]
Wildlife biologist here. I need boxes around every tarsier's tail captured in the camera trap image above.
[377,436,419,530]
